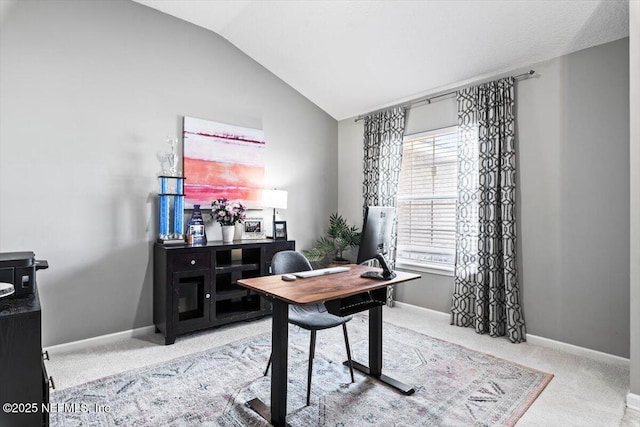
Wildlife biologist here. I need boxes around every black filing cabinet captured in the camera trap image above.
[0,286,50,427]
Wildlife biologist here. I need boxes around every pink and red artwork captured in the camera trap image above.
[183,116,265,208]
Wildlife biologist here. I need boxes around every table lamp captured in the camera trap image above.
[262,189,288,238]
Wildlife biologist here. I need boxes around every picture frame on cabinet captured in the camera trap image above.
[243,217,265,240]
[273,221,287,240]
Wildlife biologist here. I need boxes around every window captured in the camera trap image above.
[396,126,458,272]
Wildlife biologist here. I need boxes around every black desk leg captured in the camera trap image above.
[369,305,383,376]
[271,300,289,426]
[346,305,415,395]
[246,300,289,426]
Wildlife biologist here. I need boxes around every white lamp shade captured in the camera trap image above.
[262,189,288,209]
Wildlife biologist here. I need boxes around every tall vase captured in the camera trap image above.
[222,225,235,243]
[186,204,206,245]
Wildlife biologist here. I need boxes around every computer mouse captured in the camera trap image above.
[281,274,297,281]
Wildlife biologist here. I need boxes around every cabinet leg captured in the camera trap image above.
[155,326,161,333]
[165,334,176,345]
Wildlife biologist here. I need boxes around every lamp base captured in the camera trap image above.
[265,209,276,239]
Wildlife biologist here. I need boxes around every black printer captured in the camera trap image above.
[0,251,48,298]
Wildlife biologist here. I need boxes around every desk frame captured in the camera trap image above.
[238,265,420,427]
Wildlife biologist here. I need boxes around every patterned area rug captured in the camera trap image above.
[50,316,552,426]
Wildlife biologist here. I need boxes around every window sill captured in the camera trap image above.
[395,261,454,277]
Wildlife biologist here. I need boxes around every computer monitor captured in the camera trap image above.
[357,206,397,280]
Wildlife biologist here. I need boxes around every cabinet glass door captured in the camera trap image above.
[173,270,210,326]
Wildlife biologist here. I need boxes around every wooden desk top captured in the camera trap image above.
[237,264,420,305]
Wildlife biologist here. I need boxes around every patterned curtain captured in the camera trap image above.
[450,77,526,343]
[362,107,406,305]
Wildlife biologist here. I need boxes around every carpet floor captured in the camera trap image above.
[49,315,552,426]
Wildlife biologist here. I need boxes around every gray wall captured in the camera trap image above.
[518,38,629,357]
[629,0,640,399]
[338,38,630,357]
[0,0,338,346]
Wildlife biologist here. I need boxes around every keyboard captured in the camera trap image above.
[293,266,351,278]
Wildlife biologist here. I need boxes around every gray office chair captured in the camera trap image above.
[264,250,355,406]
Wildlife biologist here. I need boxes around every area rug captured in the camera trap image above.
[50,315,552,426]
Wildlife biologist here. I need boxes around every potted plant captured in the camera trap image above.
[211,198,246,242]
[303,213,361,266]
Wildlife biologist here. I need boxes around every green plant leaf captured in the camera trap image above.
[305,213,361,262]
[302,247,327,262]
[302,237,335,262]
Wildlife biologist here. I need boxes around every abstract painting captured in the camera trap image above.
[183,116,265,208]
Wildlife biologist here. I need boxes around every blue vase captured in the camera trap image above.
[186,205,207,245]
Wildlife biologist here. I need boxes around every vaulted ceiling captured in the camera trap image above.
[133,0,629,120]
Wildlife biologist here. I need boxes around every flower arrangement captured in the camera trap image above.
[211,198,246,226]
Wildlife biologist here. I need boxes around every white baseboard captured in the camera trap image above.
[525,333,629,368]
[391,301,630,368]
[392,301,450,320]
[46,302,630,370]
[45,325,156,354]
[628,392,640,411]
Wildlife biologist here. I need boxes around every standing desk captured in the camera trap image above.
[237,264,421,427]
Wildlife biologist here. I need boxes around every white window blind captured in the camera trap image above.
[396,126,458,270]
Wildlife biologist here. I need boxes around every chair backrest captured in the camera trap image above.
[271,251,312,275]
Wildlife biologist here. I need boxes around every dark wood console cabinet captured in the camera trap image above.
[154,239,294,345]
[0,286,50,427]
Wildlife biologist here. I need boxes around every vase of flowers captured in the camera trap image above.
[211,198,246,243]
[220,225,234,243]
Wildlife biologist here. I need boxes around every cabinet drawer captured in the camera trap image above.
[171,252,210,271]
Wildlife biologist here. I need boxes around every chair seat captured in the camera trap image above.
[289,303,353,331]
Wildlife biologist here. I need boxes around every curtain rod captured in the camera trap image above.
[354,70,535,122]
